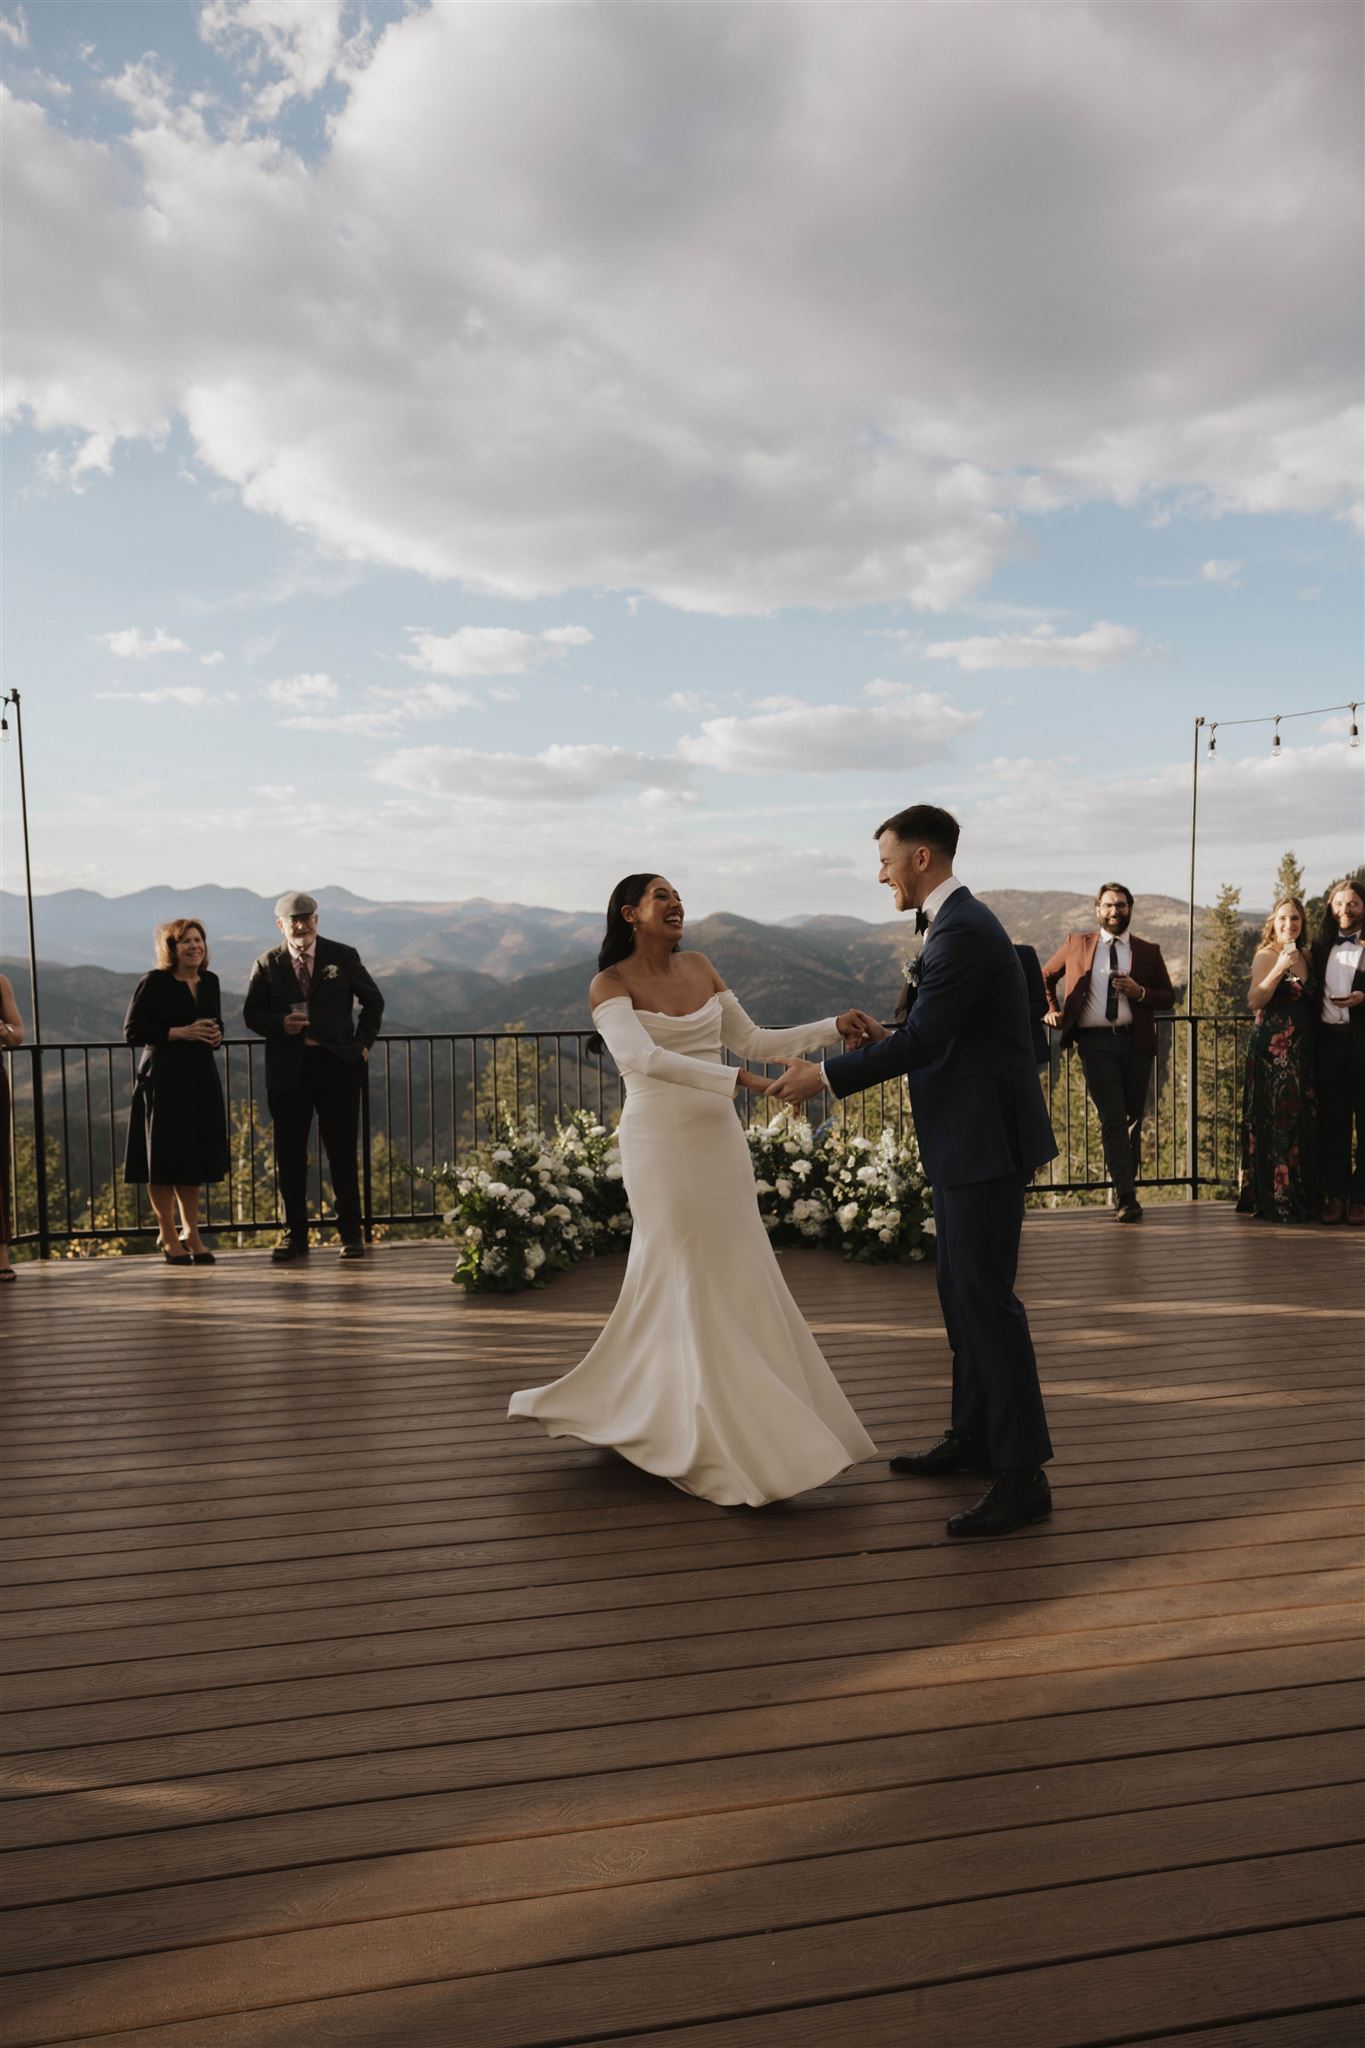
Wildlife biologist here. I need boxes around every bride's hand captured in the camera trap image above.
[736,1069,772,1093]
[836,1008,886,1048]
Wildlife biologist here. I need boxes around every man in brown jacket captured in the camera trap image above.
[1043,883,1175,1221]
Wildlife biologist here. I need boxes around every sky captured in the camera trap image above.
[2,0,1362,932]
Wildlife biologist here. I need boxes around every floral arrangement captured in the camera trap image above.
[431,1111,631,1293]
[438,1104,931,1293]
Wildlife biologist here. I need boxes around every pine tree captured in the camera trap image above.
[1273,849,1306,907]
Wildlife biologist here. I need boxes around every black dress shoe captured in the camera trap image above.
[1115,1197,1143,1221]
[947,1470,1052,1539]
[889,1429,990,1477]
[271,1240,310,1265]
[338,1242,365,1261]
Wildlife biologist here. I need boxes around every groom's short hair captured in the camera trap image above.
[876,804,960,860]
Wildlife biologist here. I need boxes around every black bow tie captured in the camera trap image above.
[915,909,929,936]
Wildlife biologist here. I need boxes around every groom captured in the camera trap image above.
[768,804,1058,1538]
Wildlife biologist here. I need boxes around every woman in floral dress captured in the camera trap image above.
[1237,898,1317,1222]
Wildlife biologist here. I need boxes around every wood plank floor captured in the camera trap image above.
[1,1204,1362,2047]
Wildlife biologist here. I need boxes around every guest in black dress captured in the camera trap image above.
[123,919,229,1264]
[1237,898,1316,1223]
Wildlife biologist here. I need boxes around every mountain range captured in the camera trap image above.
[1,885,1250,1045]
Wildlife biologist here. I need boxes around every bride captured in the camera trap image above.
[508,873,879,1506]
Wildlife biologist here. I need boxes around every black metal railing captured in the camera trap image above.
[3,1013,1252,1255]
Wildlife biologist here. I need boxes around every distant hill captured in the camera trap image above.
[2,884,1263,1044]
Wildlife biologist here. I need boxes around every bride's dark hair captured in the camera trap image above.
[586,872,676,1055]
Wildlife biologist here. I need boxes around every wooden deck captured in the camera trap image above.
[1,1205,1362,2047]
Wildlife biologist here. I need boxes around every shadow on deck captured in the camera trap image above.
[1,1205,1362,2046]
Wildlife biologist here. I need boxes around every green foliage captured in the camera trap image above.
[1193,882,1253,1018]
[1273,850,1306,908]
[431,1111,631,1294]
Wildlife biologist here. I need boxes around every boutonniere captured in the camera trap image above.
[901,950,922,988]
[322,963,340,981]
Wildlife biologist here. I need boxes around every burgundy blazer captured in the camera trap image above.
[1042,931,1175,1058]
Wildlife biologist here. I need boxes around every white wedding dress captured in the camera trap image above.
[507,991,878,1506]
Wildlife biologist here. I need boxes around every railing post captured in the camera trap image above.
[360,1055,374,1244]
[1186,1015,1200,1201]
[29,1045,52,1259]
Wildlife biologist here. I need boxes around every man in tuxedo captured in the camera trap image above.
[768,804,1058,1540]
[1311,876,1365,1225]
[1042,885,1174,1222]
[244,891,385,1263]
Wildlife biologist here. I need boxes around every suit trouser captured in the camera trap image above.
[1316,1026,1365,1202]
[934,1171,1053,1472]
[1077,1028,1152,1202]
[269,1050,363,1242]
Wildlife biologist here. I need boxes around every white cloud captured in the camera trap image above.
[94,685,224,707]
[399,625,592,678]
[0,8,28,50]
[1298,585,1325,601]
[200,650,227,667]
[1200,559,1242,585]
[678,683,979,775]
[369,681,474,718]
[279,709,399,737]
[374,743,690,803]
[264,673,338,708]
[8,6,1359,614]
[924,621,1148,673]
[665,690,718,714]
[98,625,190,659]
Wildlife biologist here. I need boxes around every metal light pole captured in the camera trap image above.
[1,689,41,1043]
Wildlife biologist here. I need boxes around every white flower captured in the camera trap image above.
[547,1203,572,1222]
[537,1154,555,1173]
[511,1188,536,1214]
[491,1147,513,1164]
[525,1242,546,1273]
[485,1181,510,1200]
[776,1178,793,1200]
[483,1248,505,1273]
[589,1124,607,1138]
[837,1202,859,1229]
[604,1162,623,1181]
[464,1225,482,1243]
[921,1216,936,1235]
[494,1228,506,1239]
[565,1187,584,1204]
[878,1227,894,1244]
[792,1159,812,1178]
[856,1166,877,1184]
[530,1216,544,1231]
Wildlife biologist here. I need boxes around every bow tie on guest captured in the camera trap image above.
[914,908,929,936]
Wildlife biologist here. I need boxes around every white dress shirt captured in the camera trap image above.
[1321,932,1365,1025]
[1079,931,1132,1029]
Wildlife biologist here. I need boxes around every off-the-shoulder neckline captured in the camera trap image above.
[594,991,723,1020]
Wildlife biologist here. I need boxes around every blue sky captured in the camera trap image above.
[3,0,1362,928]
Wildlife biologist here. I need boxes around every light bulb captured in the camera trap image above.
[1271,721,1282,759]
[1350,708,1360,750]
[1206,726,1216,758]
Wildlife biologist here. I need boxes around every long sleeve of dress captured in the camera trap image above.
[716,991,839,1061]
[124,973,171,1049]
[592,999,739,1096]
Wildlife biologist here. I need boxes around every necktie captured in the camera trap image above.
[1105,942,1120,1021]
[915,909,929,936]
[295,952,312,1000]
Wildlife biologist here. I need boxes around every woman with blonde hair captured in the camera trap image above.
[1237,897,1316,1223]
[123,919,229,1264]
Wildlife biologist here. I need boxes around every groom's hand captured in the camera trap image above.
[836,1008,886,1048]
[767,1056,825,1105]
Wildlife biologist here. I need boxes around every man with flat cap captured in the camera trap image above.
[244,892,385,1263]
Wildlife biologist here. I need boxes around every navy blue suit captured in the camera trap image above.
[825,887,1056,1471]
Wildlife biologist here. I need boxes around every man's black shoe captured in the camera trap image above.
[1115,1199,1143,1222]
[271,1240,310,1265]
[889,1429,990,1478]
[947,1470,1052,1539]
[339,1242,365,1261]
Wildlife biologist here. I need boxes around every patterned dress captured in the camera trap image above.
[1237,977,1317,1223]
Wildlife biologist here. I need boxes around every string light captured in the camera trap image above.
[1270,718,1282,760]
[1350,704,1360,750]
[1205,723,1217,758]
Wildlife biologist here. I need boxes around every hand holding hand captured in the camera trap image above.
[735,1068,771,1093]
[835,1007,886,1048]
[765,1056,825,1106]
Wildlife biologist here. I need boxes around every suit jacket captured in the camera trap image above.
[243,936,384,1092]
[824,887,1058,1190]
[1042,930,1174,1058]
[1310,932,1365,1035]
[1015,944,1049,1067]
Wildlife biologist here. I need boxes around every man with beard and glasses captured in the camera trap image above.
[1043,883,1175,1222]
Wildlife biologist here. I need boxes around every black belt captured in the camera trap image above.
[1082,1024,1134,1034]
